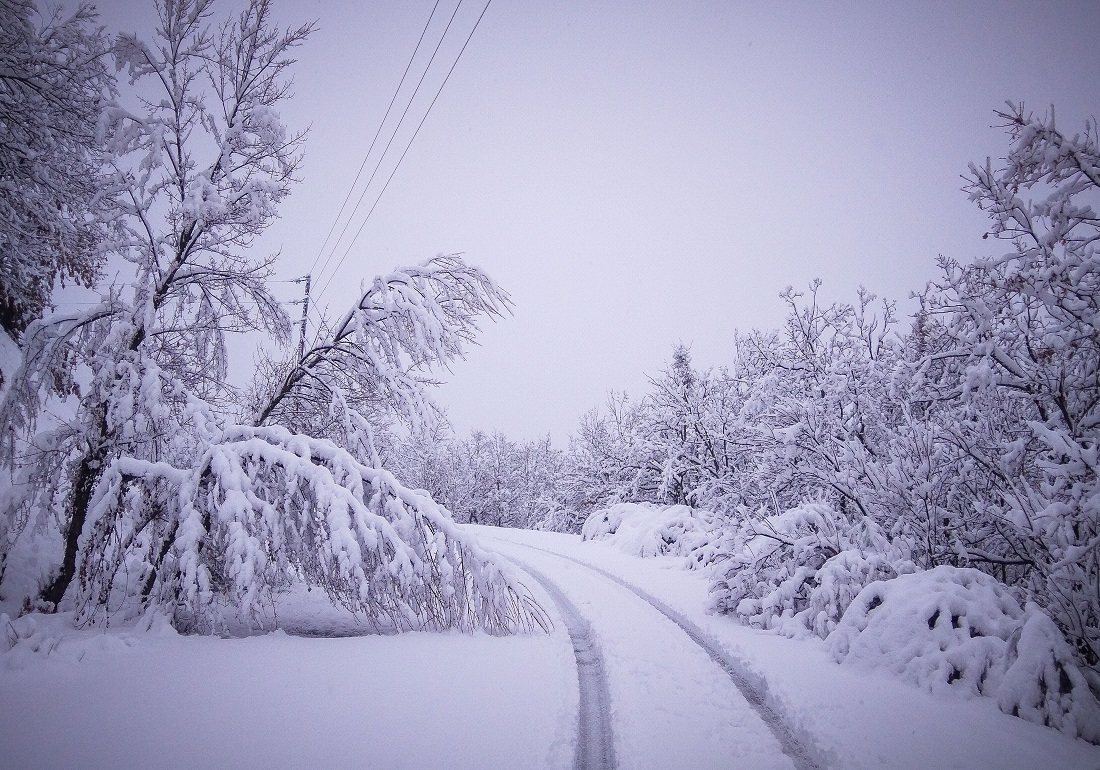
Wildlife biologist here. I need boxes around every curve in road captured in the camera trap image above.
[495,538,825,770]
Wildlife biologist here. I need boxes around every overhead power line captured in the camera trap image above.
[313,0,494,307]
[312,0,467,291]
[306,0,444,280]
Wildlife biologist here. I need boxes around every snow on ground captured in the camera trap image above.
[4,523,1100,769]
[472,525,1100,770]
[0,606,575,769]
[495,538,796,769]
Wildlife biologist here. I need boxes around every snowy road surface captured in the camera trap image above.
[490,538,802,769]
[490,537,820,770]
[3,526,1100,769]
[507,557,617,770]
[477,526,1100,770]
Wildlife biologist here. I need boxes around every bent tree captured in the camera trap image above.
[1,1,546,634]
[1,0,310,609]
[69,253,540,633]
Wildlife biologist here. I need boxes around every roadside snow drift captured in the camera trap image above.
[830,566,1100,743]
[580,502,712,559]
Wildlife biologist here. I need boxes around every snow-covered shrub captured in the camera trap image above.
[580,502,714,559]
[531,502,586,535]
[913,105,1100,671]
[77,426,549,635]
[829,566,1100,742]
[711,503,914,639]
[1,612,66,667]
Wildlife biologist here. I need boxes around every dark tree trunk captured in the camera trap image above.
[39,437,107,608]
[36,238,181,610]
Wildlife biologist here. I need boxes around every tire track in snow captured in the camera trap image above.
[494,538,825,770]
[502,556,617,770]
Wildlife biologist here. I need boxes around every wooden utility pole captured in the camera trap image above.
[296,273,311,361]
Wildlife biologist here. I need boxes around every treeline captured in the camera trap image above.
[414,106,1100,682]
[390,428,568,529]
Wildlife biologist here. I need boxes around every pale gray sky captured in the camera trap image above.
[90,0,1100,444]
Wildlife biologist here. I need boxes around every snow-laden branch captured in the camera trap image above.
[76,425,548,635]
[255,254,511,450]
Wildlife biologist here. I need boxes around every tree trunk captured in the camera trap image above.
[39,434,107,608]
[37,233,190,609]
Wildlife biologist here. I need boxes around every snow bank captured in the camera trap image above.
[829,566,1100,743]
[712,503,914,639]
[580,502,713,559]
[0,609,176,671]
[0,620,575,769]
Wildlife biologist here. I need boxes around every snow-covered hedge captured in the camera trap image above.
[580,502,713,559]
[829,566,1100,743]
[711,503,915,639]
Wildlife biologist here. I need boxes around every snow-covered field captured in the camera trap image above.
[3,525,1099,769]
[0,617,574,769]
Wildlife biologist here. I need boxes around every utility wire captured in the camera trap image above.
[312,0,466,290]
[314,0,494,306]
[305,0,443,280]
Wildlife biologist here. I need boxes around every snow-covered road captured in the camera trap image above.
[3,526,1100,769]
[488,536,804,769]
[476,525,1100,770]
[505,557,617,770]
[492,534,827,770]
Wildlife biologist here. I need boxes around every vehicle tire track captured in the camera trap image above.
[491,537,826,770]
[502,555,617,770]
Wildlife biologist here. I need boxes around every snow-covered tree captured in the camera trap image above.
[918,103,1100,670]
[1,0,309,609]
[732,283,901,518]
[645,346,751,509]
[253,254,510,464]
[0,0,114,336]
[1,2,545,635]
[566,391,662,508]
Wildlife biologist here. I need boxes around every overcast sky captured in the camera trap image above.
[89,0,1100,444]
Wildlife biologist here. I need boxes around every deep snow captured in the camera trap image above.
[477,526,1100,770]
[2,525,1100,769]
[0,618,575,769]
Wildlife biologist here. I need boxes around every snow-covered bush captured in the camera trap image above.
[711,503,914,639]
[530,502,586,535]
[580,502,714,559]
[76,426,548,635]
[829,566,1100,742]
